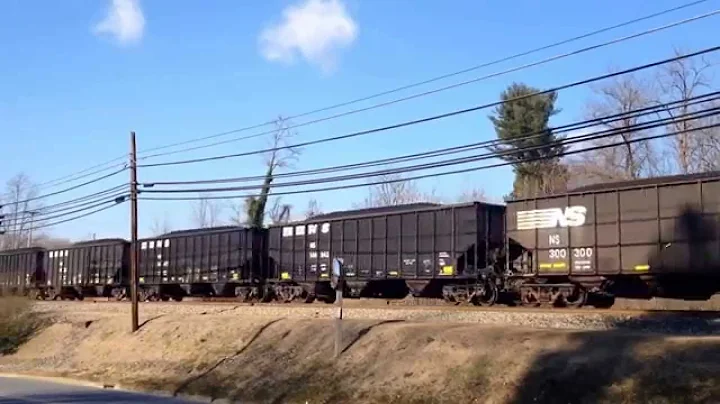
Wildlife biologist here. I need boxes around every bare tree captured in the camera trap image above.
[191,195,222,228]
[568,73,663,186]
[0,173,45,250]
[267,197,292,225]
[692,99,720,171]
[150,215,173,236]
[245,116,302,227]
[456,188,488,203]
[304,198,323,219]
[360,172,439,208]
[656,47,716,174]
[228,200,246,226]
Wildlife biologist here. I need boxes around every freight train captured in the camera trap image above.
[2,171,720,308]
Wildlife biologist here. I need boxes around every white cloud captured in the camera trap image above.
[259,0,358,73]
[93,0,145,45]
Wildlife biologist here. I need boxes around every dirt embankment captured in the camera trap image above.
[0,307,719,404]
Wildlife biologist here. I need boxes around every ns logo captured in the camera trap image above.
[516,206,587,230]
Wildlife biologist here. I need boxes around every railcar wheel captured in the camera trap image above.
[138,290,151,302]
[472,281,498,306]
[520,288,541,307]
[562,287,588,308]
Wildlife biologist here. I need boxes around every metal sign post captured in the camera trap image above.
[331,258,344,359]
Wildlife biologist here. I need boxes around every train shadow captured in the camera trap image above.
[506,312,720,404]
[643,207,720,300]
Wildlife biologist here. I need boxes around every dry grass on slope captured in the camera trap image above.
[0,296,46,355]
[0,309,718,404]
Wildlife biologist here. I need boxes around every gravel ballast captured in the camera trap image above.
[30,301,720,335]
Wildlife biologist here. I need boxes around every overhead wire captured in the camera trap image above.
[2,0,710,201]
[139,106,720,195]
[3,196,129,227]
[139,44,720,168]
[133,0,714,158]
[140,109,720,201]
[143,91,720,186]
[7,166,128,205]
[1,0,710,197]
[140,121,720,201]
[0,161,128,201]
[0,201,128,234]
[4,184,129,220]
[0,190,129,221]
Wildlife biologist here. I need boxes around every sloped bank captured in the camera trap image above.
[0,311,718,404]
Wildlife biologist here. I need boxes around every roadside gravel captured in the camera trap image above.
[30,301,720,335]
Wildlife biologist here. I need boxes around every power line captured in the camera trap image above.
[1,0,709,195]
[137,8,720,161]
[140,107,720,195]
[143,91,720,187]
[1,200,127,234]
[0,184,129,219]
[0,161,128,201]
[3,196,128,228]
[134,0,713,158]
[139,44,720,168]
[0,191,129,221]
[2,0,709,199]
[8,167,127,205]
[140,113,720,201]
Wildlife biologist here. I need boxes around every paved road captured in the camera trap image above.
[0,376,200,403]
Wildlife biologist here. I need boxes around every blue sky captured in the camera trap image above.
[1,0,719,241]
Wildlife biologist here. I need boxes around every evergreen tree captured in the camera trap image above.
[487,82,567,199]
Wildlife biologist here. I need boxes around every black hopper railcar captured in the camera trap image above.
[42,238,130,300]
[137,225,268,301]
[504,171,720,307]
[266,202,508,305]
[0,247,46,299]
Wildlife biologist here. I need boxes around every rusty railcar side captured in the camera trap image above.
[505,172,720,304]
[267,202,506,303]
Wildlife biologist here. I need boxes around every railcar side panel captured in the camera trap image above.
[0,248,45,292]
[45,240,128,295]
[138,227,266,287]
[269,202,506,282]
[507,177,720,277]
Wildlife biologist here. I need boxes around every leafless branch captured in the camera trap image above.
[304,198,323,219]
[267,197,292,225]
[0,173,45,250]
[150,215,173,236]
[191,195,223,228]
[359,172,440,208]
[656,47,716,174]
[568,72,662,187]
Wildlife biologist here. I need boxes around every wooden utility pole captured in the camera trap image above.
[130,131,139,332]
